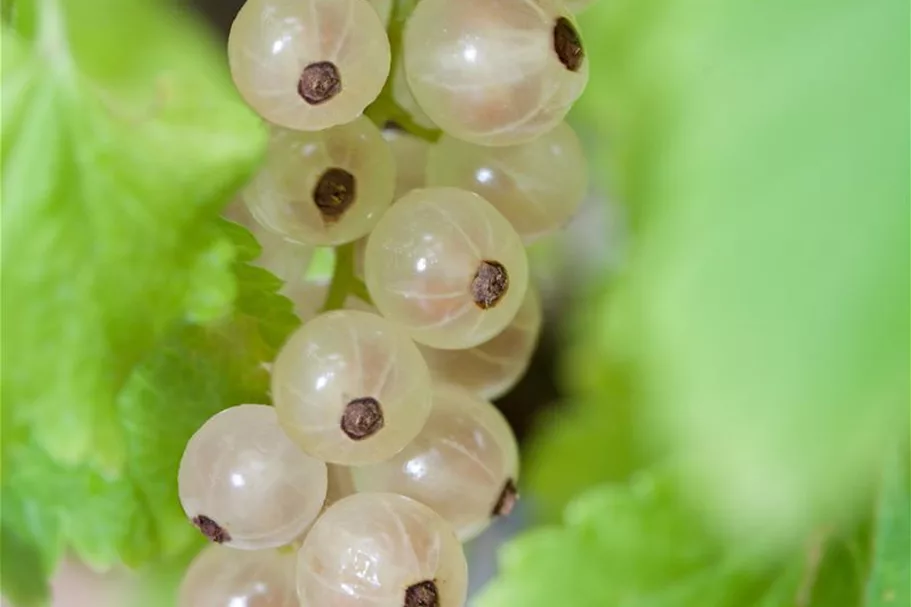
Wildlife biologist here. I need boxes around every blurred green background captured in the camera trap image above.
[1,0,908,605]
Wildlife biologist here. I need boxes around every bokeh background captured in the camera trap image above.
[2,0,908,605]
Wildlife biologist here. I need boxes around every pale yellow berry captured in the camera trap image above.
[364,188,529,349]
[352,385,520,540]
[404,0,588,145]
[228,0,390,131]
[177,405,328,550]
[297,493,468,606]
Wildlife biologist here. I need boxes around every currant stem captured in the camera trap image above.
[321,242,371,311]
[364,0,441,143]
[319,0,433,313]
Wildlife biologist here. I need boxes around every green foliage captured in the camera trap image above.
[1,222,299,605]
[0,0,266,472]
[478,473,870,607]
[864,453,911,607]
[570,0,909,548]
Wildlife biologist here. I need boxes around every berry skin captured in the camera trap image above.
[297,493,468,607]
[271,310,433,465]
[228,0,390,131]
[403,0,588,146]
[178,545,298,607]
[177,405,328,550]
[419,286,542,400]
[364,187,529,349]
[383,126,431,200]
[426,121,588,242]
[243,117,395,247]
[352,384,520,540]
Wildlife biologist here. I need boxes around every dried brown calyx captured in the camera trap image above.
[553,17,584,72]
[313,167,356,222]
[192,514,231,544]
[492,478,519,517]
[341,397,385,440]
[404,580,440,607]
[298,61,342,105]
[470,260,509,309]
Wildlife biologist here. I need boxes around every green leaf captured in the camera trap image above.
[0,222,299,600]
[864,453,910,607]
[576,0,909,547]
[1,0,266,472]
[477,473,868,607]
[0,491,60,607]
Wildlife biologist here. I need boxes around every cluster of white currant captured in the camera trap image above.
[177,0,590,603]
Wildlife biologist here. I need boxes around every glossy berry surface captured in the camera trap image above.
[271,310,432,465]
[364,187,529,349]
[352,384,520,540]
[404,0,588,145]
[178,545,298,607]
[243,117,394,246]
[426,121,588,242]
[228,0,390,131]
[177,405,328,550]
[297,493,468,606]
[419,286,542,399]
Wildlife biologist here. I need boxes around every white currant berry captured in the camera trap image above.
[297,493,468,607]
[403,0,588,146]
[419,286,542,399]
[352,385,520,540]
[178,405,328,550]
[364,187,529,349]
[383,126,430,199]
[243,118,395,246]
[426,121,588,242]
[271,310,432,465]
[228,0,391,131]
[178,545,297,607]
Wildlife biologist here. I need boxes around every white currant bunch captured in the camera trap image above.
[183,0,604,595]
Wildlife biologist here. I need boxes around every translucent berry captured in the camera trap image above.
[228,0,390,131]
[243,118,394,246]
[297,493,468,606]
[403,0,588,145]
[178,545,298,607]
[364,187,528,349]
[271,310,432,465]
[426,122,588,242]
[383,126,430,199]
[178,405,328,550]
[352,385,520,540]
[419,286,542,399]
